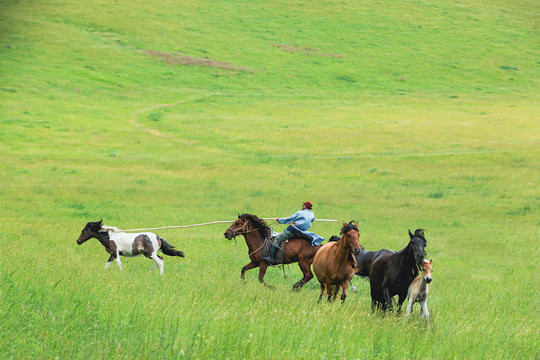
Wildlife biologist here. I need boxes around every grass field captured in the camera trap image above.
[1,0,539,358]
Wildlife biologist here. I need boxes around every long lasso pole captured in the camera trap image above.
[119,218,338,232]
[260,218,338,222]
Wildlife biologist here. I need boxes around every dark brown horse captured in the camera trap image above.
[223,214,320,290]
[368,229,427,311]
[312,221,362,303]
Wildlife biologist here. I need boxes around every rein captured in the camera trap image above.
[233,237,265,262]
[229,220,274,262]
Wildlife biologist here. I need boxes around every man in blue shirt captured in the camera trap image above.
[261,201,324,264]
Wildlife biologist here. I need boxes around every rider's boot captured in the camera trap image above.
[261,244,278,264]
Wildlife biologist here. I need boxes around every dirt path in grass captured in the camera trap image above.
[129,94,216,138]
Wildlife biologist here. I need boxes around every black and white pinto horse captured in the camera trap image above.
[354,229,427,311]
[76,220,185,275]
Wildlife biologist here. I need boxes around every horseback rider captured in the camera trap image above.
[261,201,324,264]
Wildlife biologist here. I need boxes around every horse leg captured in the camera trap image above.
[405,295,415,317]
[104,254,114,270]
[331,285,340,302]
[370,280,379,312]
[115,249,123,271]
[383,288,393,311]
[420,300,429,320]
[241,261,257,281]
[326,282,333,302]
[152,256,164,271]
[318,283,326,303]
[349,279,357,293]
[258,262,274,289]
[293,258,314,291]
[150,253,164,275]
[397,293,407,313]
[340,280,349,304]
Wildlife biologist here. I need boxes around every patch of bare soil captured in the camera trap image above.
[144,50,256,73]
[273,44,344,58]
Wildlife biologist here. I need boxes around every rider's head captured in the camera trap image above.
[302,201,313,210]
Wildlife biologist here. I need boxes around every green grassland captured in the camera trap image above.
[1,0,539,358]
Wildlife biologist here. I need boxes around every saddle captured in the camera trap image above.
[289,227,315,243]
[261,237,286,265]
[261,228,315,265]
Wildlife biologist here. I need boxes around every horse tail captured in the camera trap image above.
[159,236,185,257]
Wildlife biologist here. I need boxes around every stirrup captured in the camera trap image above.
[264,256,280,265]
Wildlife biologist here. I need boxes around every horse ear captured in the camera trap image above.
[342,221,347,227]
[429,259,433,264]
[99,219,103,225]
[409,229,413,238]
[355,222,359,228]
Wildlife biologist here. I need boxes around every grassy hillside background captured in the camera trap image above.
[1,0,538,358]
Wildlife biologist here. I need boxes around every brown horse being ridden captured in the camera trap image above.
[223,214,320,290]
[313,222,362,303]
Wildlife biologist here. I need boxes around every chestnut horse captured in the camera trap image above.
[223,214,320,290]
[313,221,362,303]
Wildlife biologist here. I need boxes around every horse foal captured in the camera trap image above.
[77,220,185,275]
[406,259,433,320]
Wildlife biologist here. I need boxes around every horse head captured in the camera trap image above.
[408,229,427,267]
[224,214,251,240]
[77,220,103,244]
[340,221,362,255]
[422,259,433,284]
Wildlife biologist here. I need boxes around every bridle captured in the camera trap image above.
[227,219,257,237]
[228,218,268,262]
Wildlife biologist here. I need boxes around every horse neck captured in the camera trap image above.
[417,275,428,291]
[242,230,265,250]
[395,241,419,276]
[335,234,353,258]
[93,230,111,247]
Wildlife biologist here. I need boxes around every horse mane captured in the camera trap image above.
[408,229,428,277]
[239,214,271,239]
[100,225,123,233]
[340,221,359,234]
[414,228,426,242]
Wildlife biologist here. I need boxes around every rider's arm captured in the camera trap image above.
[278,211,301,225]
